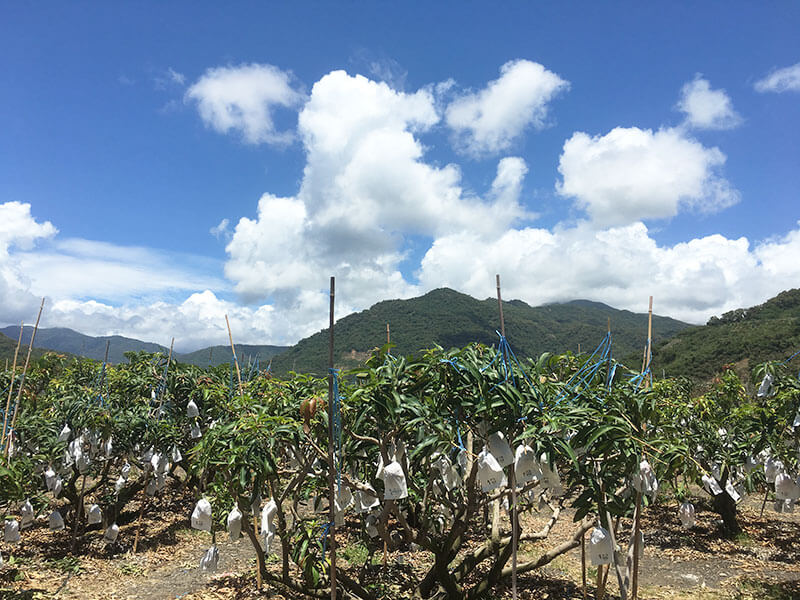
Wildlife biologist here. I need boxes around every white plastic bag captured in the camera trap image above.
[701,474,723,495]
[121,462,131,480]
[20,500,34,529]
[171,446,182,463]
[354,484,380,513]
[146,478,158,497]
[678,502,695,529]
[261,500,277,553]
[757,373,774,397]
[191,498,212,532]
[114,476,126,494]
[539,455,562,497]
[104,437,113,457]
[49,509,65,531]
[365,512,379,538]
[200,545,219,571]
[477,448,504,492]
[58,423,72,442]
[68,437,83,461]
[514,445,542,485]
[588,526,614,566]
[632,460,658,498]
[191,423,202,439]
[87,504,103,525]
[76,454,91,475]
[53,477,63,498]
[775,472,800,500]
[227,507,242,541]
[743,455,759,473]
[431,453,460,492]
[381,460,408,500]
[4,520,20,544]
[187,399,199,418]
[487,432,514,468]
[335,487,353,526]
[103,523,119,543]
[724,479,741,503]
[456,448,468,475]
[764,457,784,484]
[45,466,57,491]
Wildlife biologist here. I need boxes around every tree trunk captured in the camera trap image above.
[712,491,741,535]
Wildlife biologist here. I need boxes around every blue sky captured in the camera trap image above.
[1,2,799,349]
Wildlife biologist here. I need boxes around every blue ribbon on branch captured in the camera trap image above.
[555,331,614,404]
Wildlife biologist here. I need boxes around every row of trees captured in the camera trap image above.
[1,343,798,599]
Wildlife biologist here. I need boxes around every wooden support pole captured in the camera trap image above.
[496,274,518,600]
[631,491,643,600]
[581,531,587,600]
[495,274,505,339]
[326,277,338,600]
[386,322,390,345]
[606,318,612,385]
[7,299,44,455]
[1,322,23,450]
[155,338,174,417]
[225,315,243,396]
[645,297,653,389]
[100,340,111,401]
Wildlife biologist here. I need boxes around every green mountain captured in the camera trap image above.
[178,344,288,368]
[0,326,288,369]
[653,288,800,381]
[270,288,690,376]
[1,326,168,365]
[0,331,49,366]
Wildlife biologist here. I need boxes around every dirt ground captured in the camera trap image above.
[2,483,799,600]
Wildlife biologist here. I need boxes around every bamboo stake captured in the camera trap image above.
[225,315,243,396]
[100,340,110,396]
[7,299,44,455]
[1,322,23,450]
[384,318,390,570]
[606,318,612,385]
[596,564,604,600]
[326,277,338,600]
[496,274,518,600]
[155,338,174,417]
[631,491,643,600]
[581,532,587,600]
[645,297,653,389]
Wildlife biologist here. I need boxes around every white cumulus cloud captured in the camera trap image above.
[3,66,797,352]
[445,59,569,156]
[755,62,800,93]
[557,126,739,226]
[223,70,531,320]
[417,220,800,325]
[186,63,303,144]
[677,76,741,130]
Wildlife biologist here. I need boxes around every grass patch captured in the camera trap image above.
[342,541,369,565]
[731,579,800,600]
[46,556,84,575]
